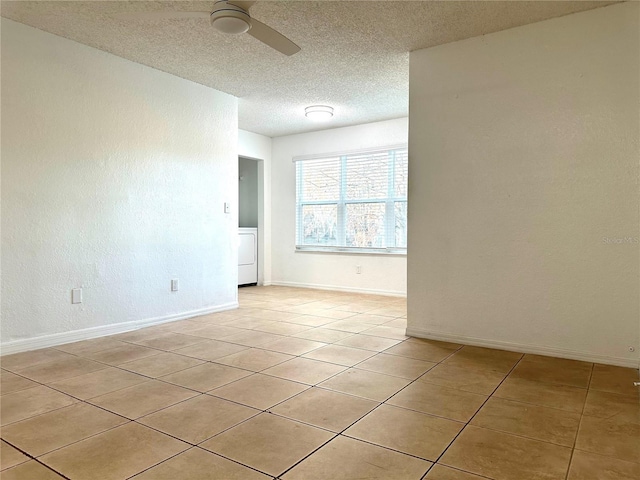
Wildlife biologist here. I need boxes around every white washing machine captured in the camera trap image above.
[238,227,258,285]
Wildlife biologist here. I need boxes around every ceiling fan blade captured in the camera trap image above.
[113,11,211,21]
[229,1,256,11]
[248,18,300,56]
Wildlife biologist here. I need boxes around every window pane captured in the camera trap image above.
[301,204,338,246]
[394,151,408,198]
[346,203,386,248]
[395,201,407,248]
[300,159,340,201]
[346,153,389,200]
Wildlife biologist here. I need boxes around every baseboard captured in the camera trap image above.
[406,327,639,369]
[269,281,406,298]
[0,302,239,356]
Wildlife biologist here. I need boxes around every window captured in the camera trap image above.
[295,145,407,253]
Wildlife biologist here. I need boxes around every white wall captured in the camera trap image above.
[238,129,273,285]
[1,19,239,353]
[271,118,408,296]
[407,3,639,367]
[239,157,258,228]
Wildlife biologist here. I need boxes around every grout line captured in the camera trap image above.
[563,362,595,480]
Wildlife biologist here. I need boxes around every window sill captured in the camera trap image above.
[295,246,407,256]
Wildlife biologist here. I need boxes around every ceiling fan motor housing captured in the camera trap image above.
[210,1,251,34]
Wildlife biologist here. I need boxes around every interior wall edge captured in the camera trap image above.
[406,327,640,369]
[0,302,239,356]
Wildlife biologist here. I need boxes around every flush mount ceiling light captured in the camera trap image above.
[305,105,334,120]
[210,2,251,34]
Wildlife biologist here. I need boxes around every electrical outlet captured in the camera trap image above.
[356,265,362,274]
[171,279,179,292]
[224,202,231,214]
[72,288,82,304]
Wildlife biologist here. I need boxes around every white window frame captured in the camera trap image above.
[294,144,408,255]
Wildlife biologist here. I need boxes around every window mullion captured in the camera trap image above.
[337,155,347,246]
[385,150,396,248]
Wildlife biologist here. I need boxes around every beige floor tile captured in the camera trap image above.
[172,339,249,361]
[231,317,278,330]
[388,382,487,422]
[159,362,252,392]
[282,435,430,480]
[1,349,74,372]
[286,315,335,327]
[261,337,327,356]
[54,337,128,357]
[211,373,309,410]
[420,363,507,395]
[355,353,436,379]
[0,385,77,426]
[84,343,162,366]
[385,340,459,362]
[201,413,333,477]
[262,357,346,385]
[253,321,312,336]
[215,348,294,371]
[345,404,463,460]
[138,395,259,444]
[346,313,393,325]
[271,387,378,432]
[425,464,487,479]
[385,318,408,329]
[361,325,408,340]
[510,355,592,388]
[367,306,407,317]
[131,447,271,479]
[567,450,640,480]
[163,319,217,334]
[590,364,639,397]
[48,366,149,399]
[11,355,107,384]
[322,319,373,333]
[292,328,355,343]
[443,346,523,374]
[89,379,197,419]
[335,334,402,352]
[118,351,204,378]
[306,309,357,320]
[1,460,65,479]
[171,324,241,340]
[0,370,39,396]
[302,345,376,366]
[244,310,304,322]
[471,397,581,447]
[127,332,207,351]
[219,330,287,347]
[575,415,640,463]
[494,376,587,413]
[583,390,639,424]
[1,402,128,457]
[318,368,411,402]
[441,425,572,480]
[39,422,188,480]
[112,328,170,343]
[0,441,29,471]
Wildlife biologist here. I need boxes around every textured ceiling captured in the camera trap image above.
[1,0,617,137]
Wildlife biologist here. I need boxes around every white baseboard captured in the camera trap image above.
[0,302,239,356]
[269,281,406,298]
[406,327,640,369]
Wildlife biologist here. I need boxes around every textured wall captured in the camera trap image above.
[407,3,639,366]
[1,19,239,345]
[271,118,408,296]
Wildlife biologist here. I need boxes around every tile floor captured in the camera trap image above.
[1,286,638,479]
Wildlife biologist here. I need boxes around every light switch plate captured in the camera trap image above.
[224,202,231,214]
[72,288,82,304]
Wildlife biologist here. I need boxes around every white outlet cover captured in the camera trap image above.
[72,288,82,304]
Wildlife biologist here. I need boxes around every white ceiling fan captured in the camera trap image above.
[116,0,300,56]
